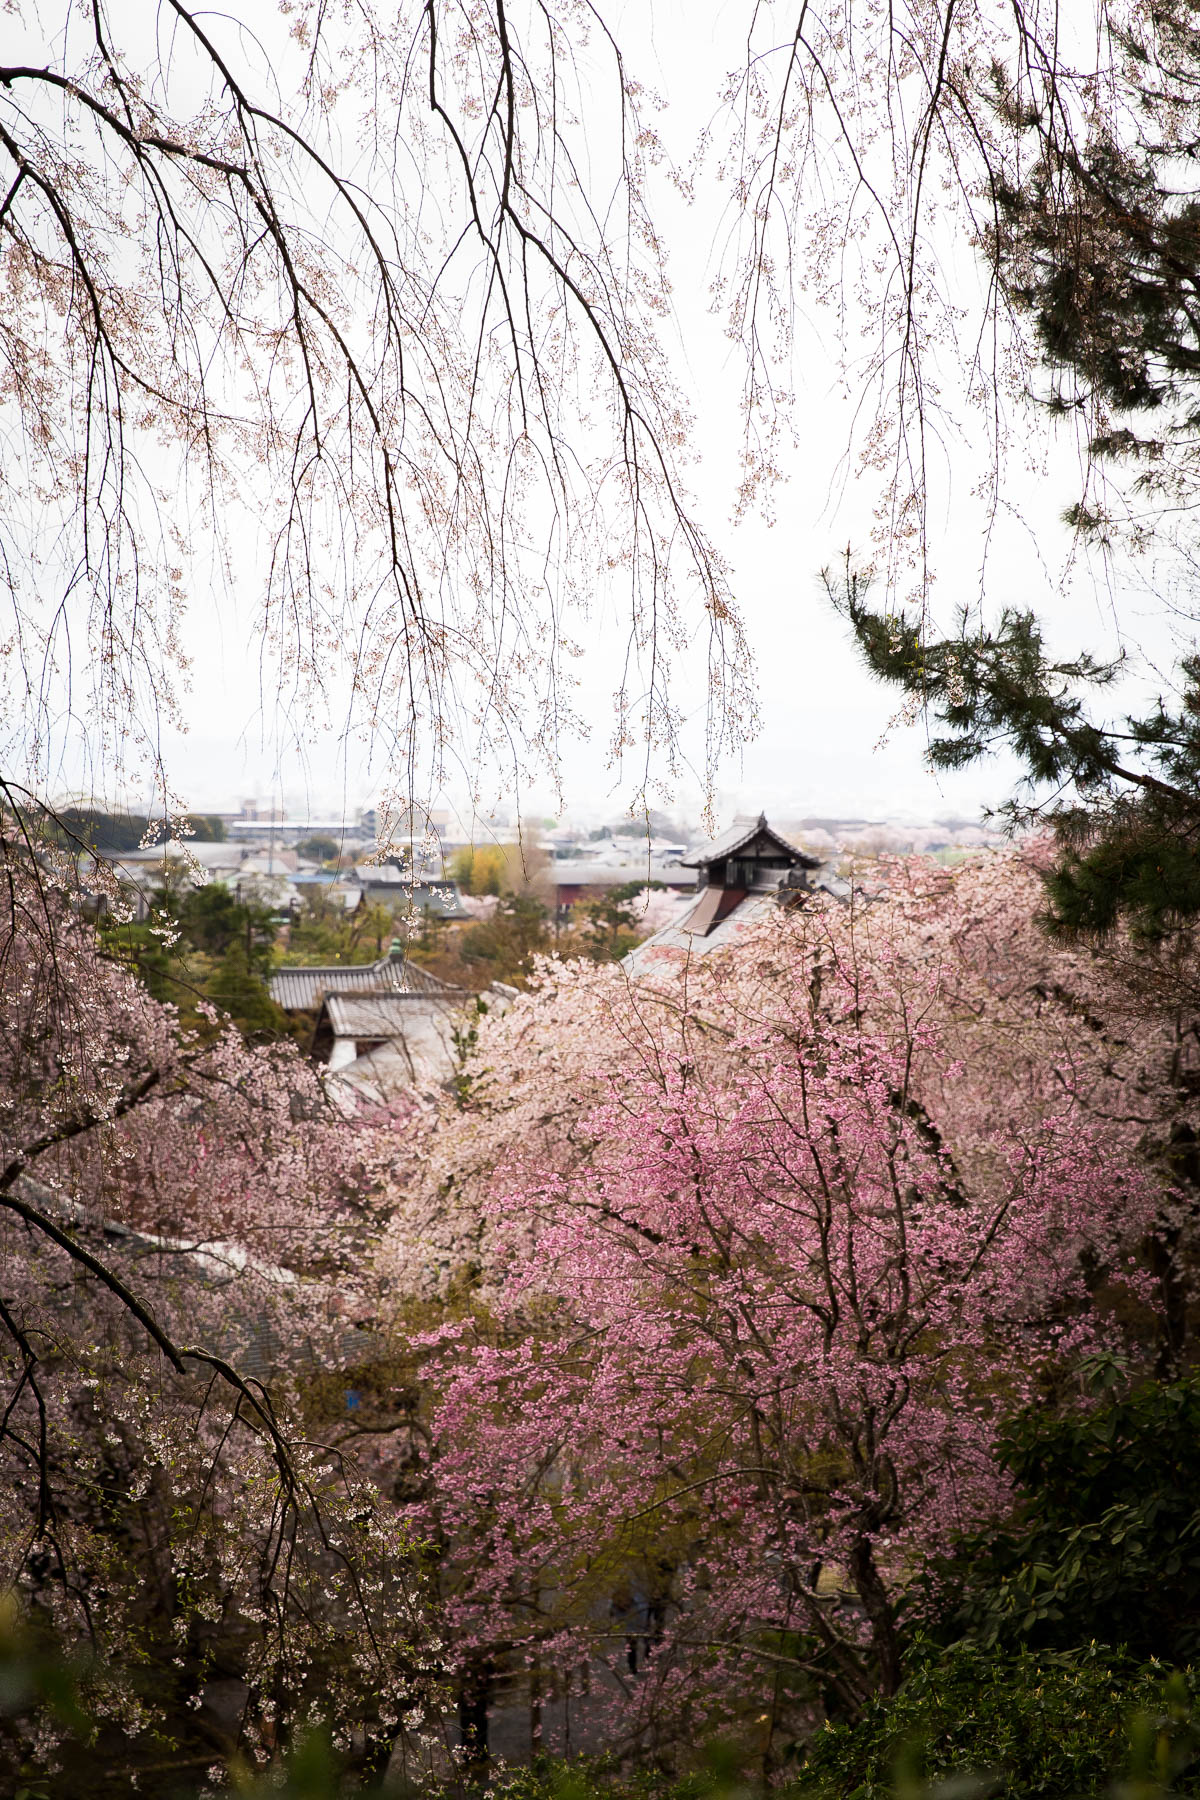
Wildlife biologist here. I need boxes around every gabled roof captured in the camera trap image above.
[324,991,456,1039]
[622,889,781,970]
[681,813,822,870]
[622,872,853,977]
[356,871,467,917]
[269,955,459,1012]
[396,960,462,994]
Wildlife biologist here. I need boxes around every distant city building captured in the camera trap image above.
[227,816,373,842]
[354,860,468,920]
[548,861,696,916]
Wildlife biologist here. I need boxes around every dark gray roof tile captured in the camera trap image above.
[269,956,460,1011]
[681,813,822,870]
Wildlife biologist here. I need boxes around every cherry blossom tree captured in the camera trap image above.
[0,0,753,822]
[379,848,1183,1762]
[0,830,433,1786]
[717,3,1170,595]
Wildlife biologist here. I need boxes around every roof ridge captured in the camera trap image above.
[273,953,395,976]
[680,815,822,869]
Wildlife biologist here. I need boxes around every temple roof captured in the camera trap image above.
[323,991,455,1039]
[680,813,822,871]
[269,955,458,1012]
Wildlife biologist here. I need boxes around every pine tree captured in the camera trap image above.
[836,571,1200,937]
[837,4,1200,937]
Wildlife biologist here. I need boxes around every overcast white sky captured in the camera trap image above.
[125,0,1176,834]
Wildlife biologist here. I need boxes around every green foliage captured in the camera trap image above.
[471,1753,744,1800]
[575,881,649,963]
[97,916,181,1006]
[0,1610,380,1796]
[835,590,1126,792]
[179,882,276,966]
[280,892,396,965]
[449,842,549,902]
[295,834,341,863]
[207,939,290,1040]
[829,12,1200,940]
[99,885,287,1039]
[932,1371,1200,1664]
[795,1642,1199,1800]
[986,14,1200,474]
[451,844,508,896]
[6,1596,1200,1800]
[48,808,226,850]
[408,904,449,961]
[1040,809,1200,940]
[460,891,551,983]
[834,571,1200,937]
[56,807,150,851]
[226,1731,377,1797]
[0,1597,91,1796]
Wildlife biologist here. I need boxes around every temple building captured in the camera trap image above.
[269,948,467,1096]
[623,813,835,974]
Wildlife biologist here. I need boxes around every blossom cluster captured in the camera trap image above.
[381,848,1185,1752]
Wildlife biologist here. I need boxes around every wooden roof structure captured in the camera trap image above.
[313,986,464,1086]
[681,813,821,872]
[622,812,832,969]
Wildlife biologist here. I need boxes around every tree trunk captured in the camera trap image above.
[458,1660,491,1767]
[846,1537,901,1696]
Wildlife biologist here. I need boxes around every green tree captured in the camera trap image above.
[295,834,341,864]
[449,844,508,896]
[50,808,148,852]
[101,887,280,1033]
[97,916,181,1007]
[459,892,551,984]
[179,883,275,968]
[449,841,549,900]
[832,6,1200,939]
[797,1642,1198,1800]
[206,940,289,1041]
[181,813,226,842]
[47,808,227,850]
[575,881,647,962]
[836,574,1200,938]
[279,894,394,965]
[931,1369,1200,1667]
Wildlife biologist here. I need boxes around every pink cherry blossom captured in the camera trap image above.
[387,847,1180,1756]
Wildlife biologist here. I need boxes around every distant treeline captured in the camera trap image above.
[47,808,227,852]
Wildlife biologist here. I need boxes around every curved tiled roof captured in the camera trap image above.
[269,955,459,1011]
[324,991,456,1038]
[680,813,822,870]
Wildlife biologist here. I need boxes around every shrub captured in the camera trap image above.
[796,1642,1199,1800]
[933,1372,1200,1664]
